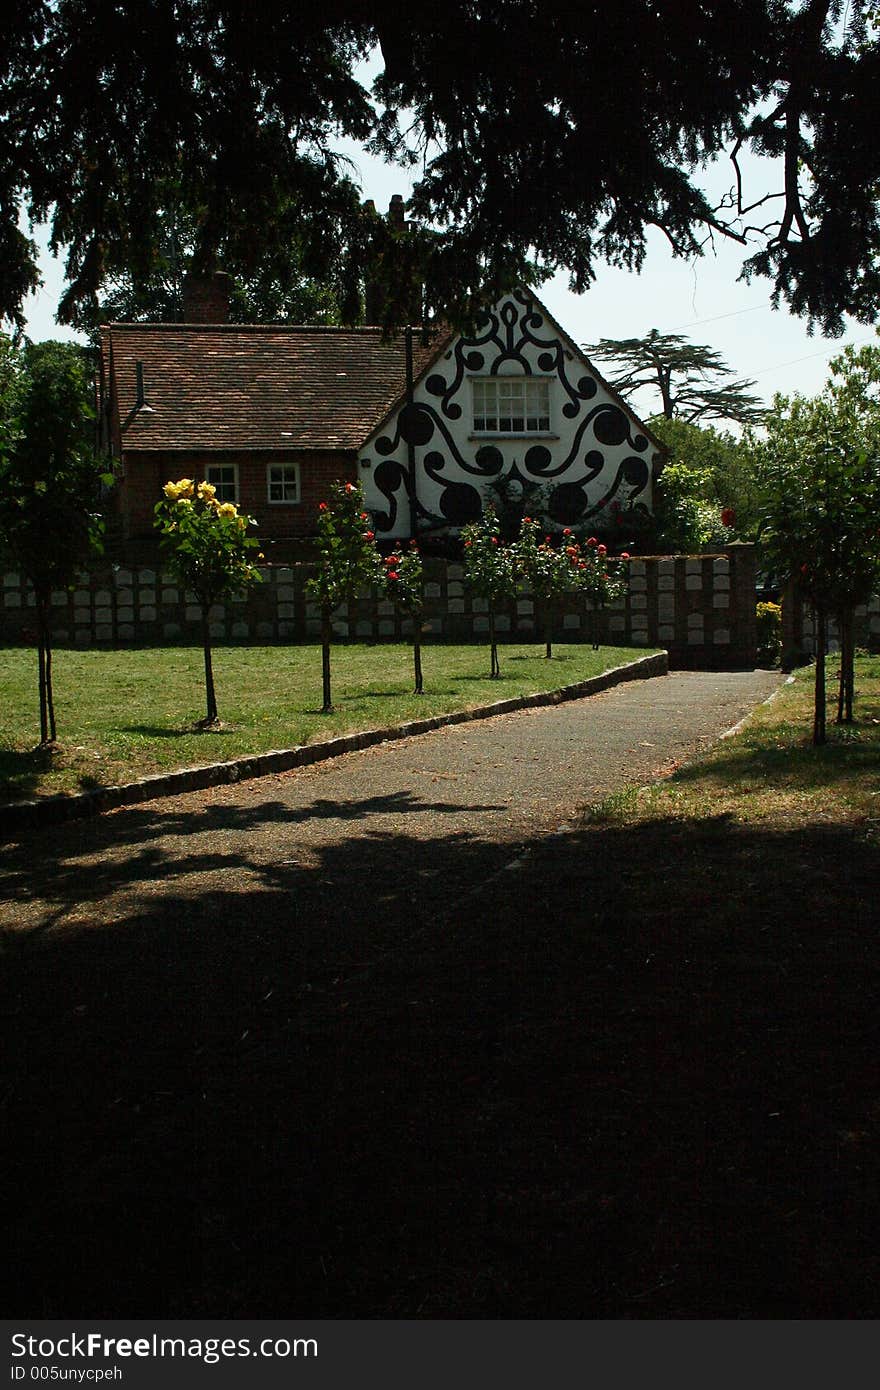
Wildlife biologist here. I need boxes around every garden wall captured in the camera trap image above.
[0,544,757,670]
[781,588,880,666]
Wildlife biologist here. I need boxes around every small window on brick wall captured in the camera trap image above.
[205,463,239,503]
[267,461,300,504]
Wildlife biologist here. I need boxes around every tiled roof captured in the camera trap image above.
[103,323,452,452]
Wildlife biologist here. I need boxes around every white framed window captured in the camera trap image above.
[472,377,551,434]
[205,463,239,503]
[267,461,300,504]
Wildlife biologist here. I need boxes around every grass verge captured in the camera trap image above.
[580,652,880,833]
[0,642,652,800]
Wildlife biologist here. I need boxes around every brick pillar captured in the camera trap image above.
[728,542,757,667]
[780,581,804,670]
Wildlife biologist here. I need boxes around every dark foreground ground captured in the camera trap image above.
[3,669,878,1318]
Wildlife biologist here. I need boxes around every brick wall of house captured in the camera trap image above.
[110,450,359,563]
[1,546,758,668]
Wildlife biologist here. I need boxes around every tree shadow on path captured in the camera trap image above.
[2,807,879,1318]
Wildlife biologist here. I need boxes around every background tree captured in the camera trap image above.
[306,482,385,712]
[66,178,358,338]
[154,479,263,726]
[584,331,767,427]
[382,541,425,693]
[0,338,108,744]
[755,390,880,744]
[647,414,761,553]
[2,3,879,336]
[461,509,517,678]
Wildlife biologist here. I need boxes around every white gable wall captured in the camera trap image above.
[360,289,657,540]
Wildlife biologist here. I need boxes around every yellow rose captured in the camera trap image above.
[217,501,237,517]
[197,480,217,500]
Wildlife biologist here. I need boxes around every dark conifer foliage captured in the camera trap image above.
[1,1,877,335]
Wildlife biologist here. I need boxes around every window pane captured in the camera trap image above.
[471,376,550,433]
[267,464,298,502]
[206,465,237,502]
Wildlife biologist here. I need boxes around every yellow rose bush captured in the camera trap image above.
[155,477,263,725]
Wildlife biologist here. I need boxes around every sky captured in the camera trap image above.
[21,129,877,427]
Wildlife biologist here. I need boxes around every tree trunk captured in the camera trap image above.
[321,606,333,712]
[36,604,49,746]
[544,598,553,659]
[592,600,600,651]
[813,606,827,747]
[35,594,56,744]
[412,621,423,695]
[837,607,855,724]
[201,607,218,724]
[489,608,500,678]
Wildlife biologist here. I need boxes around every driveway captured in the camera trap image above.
[1,668,781,934]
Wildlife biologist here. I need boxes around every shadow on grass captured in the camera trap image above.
[673,714,880,792]
[119,724,241,739]
[2,796,879,1319]
[0,743,57,800]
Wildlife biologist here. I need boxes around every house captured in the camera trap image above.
[98,278,663,562]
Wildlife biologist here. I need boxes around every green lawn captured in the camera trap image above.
[0,641,651,800]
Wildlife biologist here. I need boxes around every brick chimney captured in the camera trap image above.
[181,270,232,323]
[364,195,422,325]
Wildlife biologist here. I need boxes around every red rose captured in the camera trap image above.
[598,543,607,556]
[587,536,598,547]
[620,551,631,560]
[721,507,736,528]
[318,502,327,511]
[345,483,354,493]
[563,527,572,536]
[365,530,375,540]
[387,571,399,581]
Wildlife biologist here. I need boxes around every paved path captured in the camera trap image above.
[1,668,782,934]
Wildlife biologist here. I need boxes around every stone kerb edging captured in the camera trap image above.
[0,651,667,837]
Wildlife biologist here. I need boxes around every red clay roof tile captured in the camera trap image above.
[103,323,452,452]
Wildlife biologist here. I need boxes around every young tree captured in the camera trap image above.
[0,339,108,745]
[756,391,880,744]
[513,518,575,658]
[572,537,630,649]
[584,331,767,427]
[154,479,263,725]
[305,482,385,711]
[382,541,426,694]
[461,509,517,677]
[3,5,880,337]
